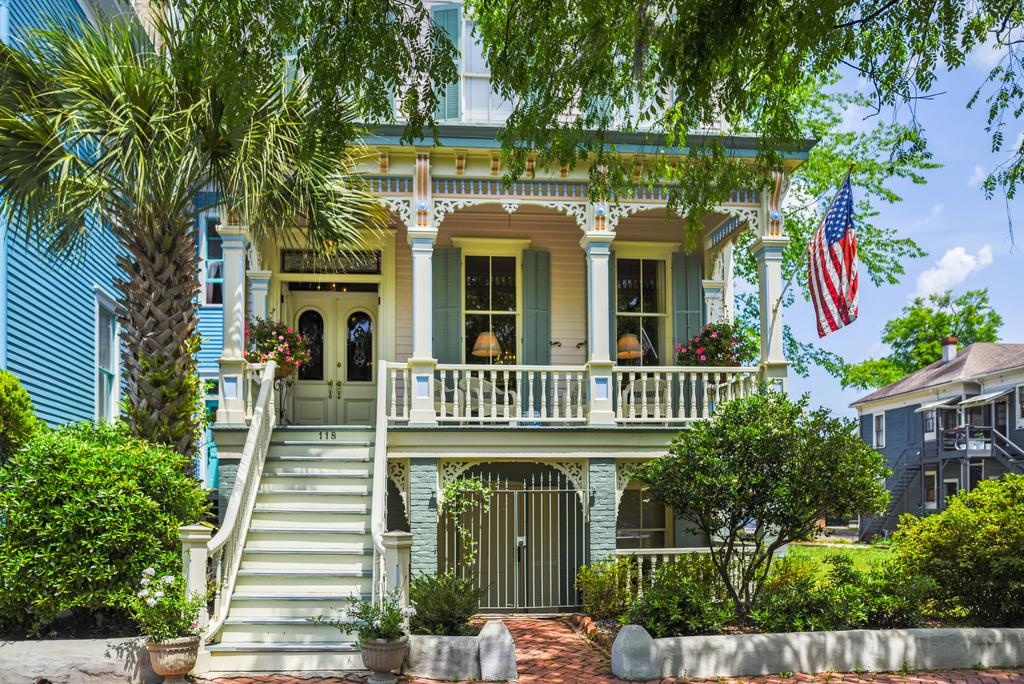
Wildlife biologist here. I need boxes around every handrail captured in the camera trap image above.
[370,362,392,602]
[205,360,278,638]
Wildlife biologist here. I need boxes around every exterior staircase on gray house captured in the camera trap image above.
[206,426,375,672]
[860,447,921,540]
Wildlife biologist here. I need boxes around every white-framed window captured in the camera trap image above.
[1017,385,1024,429]
[95,290,119,422]
[943,478,959,503]
[923,468,938,510]
[923,409,936,440]
[201,217,224,306]
[616,258,666,367]
[616,480,670,549]
[455,238,527,365]
[873,412,886,448]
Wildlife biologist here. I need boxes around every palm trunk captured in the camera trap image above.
[114,215,203,465]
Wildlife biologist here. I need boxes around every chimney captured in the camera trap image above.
[941,336,959,364]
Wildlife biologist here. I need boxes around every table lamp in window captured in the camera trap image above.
[617,333,642,361]
[472,331,502,358]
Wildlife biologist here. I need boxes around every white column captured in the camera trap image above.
[178,525,212,628]
[247,269,272,320]
[702,280,726,323]
[408,229,438,425]
[381,530,413,606]
[217,224,249,424]
[582,230,616,425]
[752,235,789,389]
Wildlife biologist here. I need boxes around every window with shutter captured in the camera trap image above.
[432,4,461,121]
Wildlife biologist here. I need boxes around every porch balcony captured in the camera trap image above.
[383,361,759,426]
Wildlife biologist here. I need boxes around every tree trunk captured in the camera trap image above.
[114,215,202,466]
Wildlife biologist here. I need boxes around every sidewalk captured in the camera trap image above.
[197,617,1024,684]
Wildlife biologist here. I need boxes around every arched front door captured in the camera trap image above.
[289,291,378,425]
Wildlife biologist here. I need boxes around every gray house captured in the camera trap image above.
[851,337,1024,538]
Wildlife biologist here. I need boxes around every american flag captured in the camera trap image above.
[808,176,859,338]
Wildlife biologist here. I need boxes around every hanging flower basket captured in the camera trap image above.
[675,322,757,367]
[244,317,311,378]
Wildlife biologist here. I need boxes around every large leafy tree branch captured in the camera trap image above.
[467,0,1023,222]
[843,289,1003,389]
[730,82,933,378]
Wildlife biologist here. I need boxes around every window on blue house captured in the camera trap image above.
[204,219,224,305]
[96,298,118,422]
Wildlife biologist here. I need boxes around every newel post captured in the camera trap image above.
[179,524,212,628]
[380,531,413,607]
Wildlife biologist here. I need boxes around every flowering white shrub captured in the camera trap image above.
[126,568,207,642]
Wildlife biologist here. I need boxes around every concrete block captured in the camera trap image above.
[0,637,160,684]
[610,624,661,681]
[402,634,480,681]
[478,620,517,681]
[652,627,1024,679]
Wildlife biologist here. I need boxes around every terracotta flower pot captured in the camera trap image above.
[146,635,200,683]
[360,637,408,684]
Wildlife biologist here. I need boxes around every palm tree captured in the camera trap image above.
[0,14,387,460]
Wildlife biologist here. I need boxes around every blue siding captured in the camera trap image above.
[1,0,122,426]
[197,306,224,373]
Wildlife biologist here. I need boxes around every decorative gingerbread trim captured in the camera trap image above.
[387,459,410,518]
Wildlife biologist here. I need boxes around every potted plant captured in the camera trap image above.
[675,321,757,367]
[127,568,206,684]
[244,316,311,380]
[310,591,415,684]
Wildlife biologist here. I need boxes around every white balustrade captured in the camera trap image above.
[382,362,758,426]
[384,362,411,422]
[614,546,749,599]
[432,365,588,424]
[205,360,278,638]
[613,366,758,423]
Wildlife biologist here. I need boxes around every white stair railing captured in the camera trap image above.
[205,360,278,638]
[370,363,392,602]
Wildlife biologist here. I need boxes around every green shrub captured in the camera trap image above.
[575,555,639,618]
[750,554,934,633]
[0,370,38,463]
[408,572,486,636]
[0,422,208,636]
[623,556,733,637]
[893,474,1024,626]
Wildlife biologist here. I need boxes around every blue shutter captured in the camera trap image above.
[432,247,462,363]
[432,4,461,121]
[672,250,703,348]
[673,250,704,414]
[522,250,551,365]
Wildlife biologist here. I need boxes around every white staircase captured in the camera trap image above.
[205,426,376,672]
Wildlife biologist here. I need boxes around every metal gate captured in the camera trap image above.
[439,466,588,611]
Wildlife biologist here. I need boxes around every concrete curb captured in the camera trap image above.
[565,614,614,652]
[0,637,160,684]
[612,625,1024,680]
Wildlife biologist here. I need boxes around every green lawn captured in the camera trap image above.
[787,542,894,572]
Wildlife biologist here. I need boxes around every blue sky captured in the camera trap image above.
[784,54,1024,418]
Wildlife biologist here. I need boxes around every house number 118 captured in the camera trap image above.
[319,431,338,440]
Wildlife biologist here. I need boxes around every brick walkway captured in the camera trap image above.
[197,617,1024,684]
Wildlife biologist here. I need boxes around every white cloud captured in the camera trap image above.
[969,38,1006,71]
[913,246,994,299]
[930,203,944,219]
[968,165,987,186]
